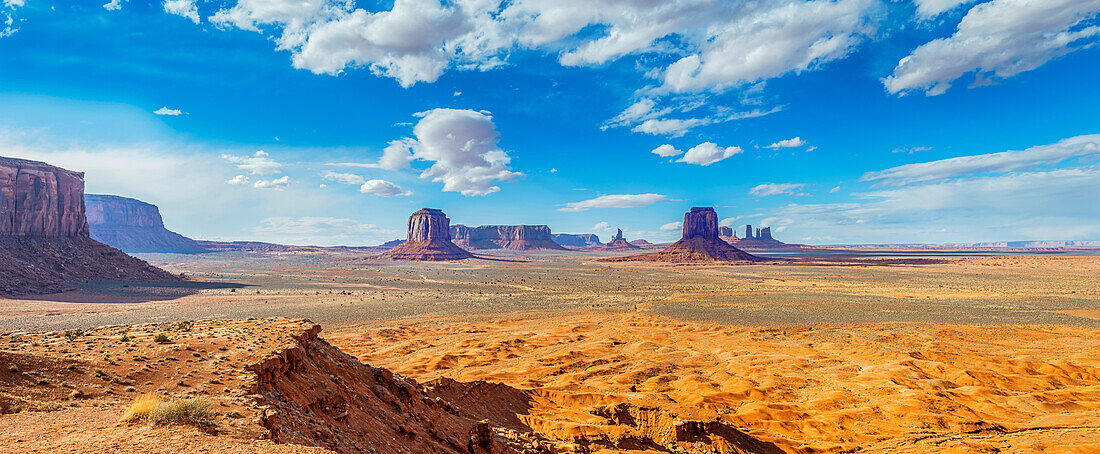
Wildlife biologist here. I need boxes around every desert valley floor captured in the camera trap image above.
[2,250,1099,453]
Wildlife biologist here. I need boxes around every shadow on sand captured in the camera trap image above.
[7,280,253,304]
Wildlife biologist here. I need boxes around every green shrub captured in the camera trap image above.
[153,333,170,344]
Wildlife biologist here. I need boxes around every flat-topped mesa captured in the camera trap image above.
[383,208,473,261]
[0,157,89,237]
[450,224,567,250]
[85,194,208,253]
[728,224,797,249]
[601,207,761,263]
[552,233,602,248]
[597,228,641,251]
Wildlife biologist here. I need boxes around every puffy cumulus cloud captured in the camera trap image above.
[227,174,251,185]
[252,216,395,246]
[359,179,412,196]
[750,182,807,196]
[559,193,668,212]
[861,134,1100,185]
[651,144,683,157]
[593,221,614,232]
[154,106,183,116]
[253,175,290,190]
[103,0,127,11]
[676,142,742,166]
[766,137,807,149]
[912,0,978,18]
[660,221,682,231]
[222,150,282,175]
[663,0,878,92]
[203,0,880,92]
[164,0,200,24]
[357,108,519,196]
[886,0,1100,96]
[321,170,366,185]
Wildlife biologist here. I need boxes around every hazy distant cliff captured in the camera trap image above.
[0,157,89,237]
[85,194,207,253]
[551,233,602,248]
[450,224,566,250]
[0,157,179,295]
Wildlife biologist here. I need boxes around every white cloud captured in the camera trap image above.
[227,174,251,185]
[3,0,24,7]
[605,100,783,138]
[676,142,742,166]
[344,108,519,196]
[660,221,682,231]
[593,221,614,232]
[766,137,807,149]
[154,106,182,116]
[252,216,394,246]
[886,0,1100,96]
[891,146,933,154]
[861,134,1100,185]
[913,0,978,18]
[222,150,282,175]
[253,175,290,190]
[321,170,366,185]
[202,0,880,93]
[718,216,741,227]
[103,0,127,11]
[651,144,683,158]
[359,179,412,196]
[559,193,668,212]
[164,0,200,24]
[750,182,807,196]
[829,185,841,193]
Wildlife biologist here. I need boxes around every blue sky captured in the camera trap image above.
[1,0,1098,245]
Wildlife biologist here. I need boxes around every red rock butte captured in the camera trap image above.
[601,207,762,263]
[383,208,474,261]
[597,228,641,251]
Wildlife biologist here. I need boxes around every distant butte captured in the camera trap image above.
[382,208,474,261]
[450,224,567,250]
[597,229,641,251]
[601,207,762,263]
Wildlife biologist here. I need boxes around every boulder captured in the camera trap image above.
[85,194,208,253]
[383,208,473,261]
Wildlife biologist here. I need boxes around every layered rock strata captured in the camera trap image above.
[450,225,566,250]
[551,233,602,248]
[383,208,473,261]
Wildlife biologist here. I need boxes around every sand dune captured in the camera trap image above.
[330,312,1100,452]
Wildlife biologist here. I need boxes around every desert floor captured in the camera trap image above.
[1,250,1099,452]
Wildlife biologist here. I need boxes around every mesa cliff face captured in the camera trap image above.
[85,194,208,253]
[551,233,602,248]
[451,224,566,250]
[602,207,761,263]
[0,157,89,237]
[0,157,179,296]
[383,208,473,261]
[730,224,799,249]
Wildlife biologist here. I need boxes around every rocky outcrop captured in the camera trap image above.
[602,207,761,263]
[247,324,544,453]
[450,225,567,250]
[0,157,180,295]
[551,233,602,248]
[383,208,473,261]
[85,194,208,253]
[0,157,88,237]
[597,229,641,251]
[730,224,799,249]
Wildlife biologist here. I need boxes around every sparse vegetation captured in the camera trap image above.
[119,393,215,431]
[153,333,170,344]
[64,329,84,342]
[119,392,158,423]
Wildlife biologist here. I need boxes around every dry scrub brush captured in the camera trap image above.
[120,392,216,431]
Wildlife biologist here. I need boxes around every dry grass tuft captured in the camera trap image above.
[119,392,158,423]
[148,397,216,431]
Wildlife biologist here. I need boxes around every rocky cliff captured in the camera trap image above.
[383,208,473,261]
[730,224,798,249]
[85,194,208,253]
[451,224,566,250]
[551,233,602,248]
[0,157,180,295]
[597,228,641,251]
[0,157,88,237]
[602,207,761,263]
